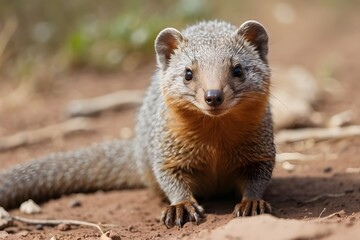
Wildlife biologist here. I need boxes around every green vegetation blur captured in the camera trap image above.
[1,0,356,90]
[0,0,211,87]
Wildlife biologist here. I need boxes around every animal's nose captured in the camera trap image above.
[204,89,224,107]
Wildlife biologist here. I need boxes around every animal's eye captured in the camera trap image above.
[185,69,193,81]
[232,65,243,78]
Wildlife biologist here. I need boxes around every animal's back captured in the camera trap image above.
[133,72,167,188]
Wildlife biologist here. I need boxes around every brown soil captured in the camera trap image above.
[1,3,360,240]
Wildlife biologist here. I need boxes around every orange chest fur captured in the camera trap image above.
[161,125,244,177]
[161,95,269,195]
[161,136,242,197]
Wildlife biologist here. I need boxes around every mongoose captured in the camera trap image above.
[0,20,275,228]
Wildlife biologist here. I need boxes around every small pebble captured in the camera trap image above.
[57,223,70,231]
[323,166,332,173]
[35,224,44,230]
[0,207,13,229]
[69,199,82,208]
[282,161,295,172]
[20,199,42,214]
[100,231,122,240]
[127,224,138,233]
[50,237,58,240]
[100,232,112,240]
[0,218,13,230]
[0,231,9,238]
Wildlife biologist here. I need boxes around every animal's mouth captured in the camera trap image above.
[202,108,230,117]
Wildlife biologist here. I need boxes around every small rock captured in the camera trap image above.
[112,236,122,240]
[50,237,58,240]
[0,231,9,238]
[69,199,82,208]
[0,218,13,230]
[35,224,44,230]
[20,199,42,214]
[282,161,295,172]
[0,207,13,230]
[101,231,121,240]
[323,166,332,173]
[100,232,112,240]
[346,168,360,174]
[127,225,133,231]
[127,225,138,233]
[327,110,353,128]
[0,207,11,219]
[57,223,70,231]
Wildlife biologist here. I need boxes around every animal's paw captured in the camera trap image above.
[233,199,271,217]
[161,200,205,228]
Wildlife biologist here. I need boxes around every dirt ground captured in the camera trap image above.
[1,3,360,240]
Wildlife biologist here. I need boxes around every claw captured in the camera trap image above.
[161,201,205,228]
[193,212,200,225]
[265,201,272,213]
[233,199,271,217]
[242,201,251,216]
[175,218,183,228]
[163,205,175,228]
[259,200,265,215]
[251,200,258,216]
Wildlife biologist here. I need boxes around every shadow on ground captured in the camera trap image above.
[195,174,360,220]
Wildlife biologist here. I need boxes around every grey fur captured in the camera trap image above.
[0,20,275,226]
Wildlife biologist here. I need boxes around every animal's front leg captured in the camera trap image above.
[233,160,274,217]
[155,165,205,228]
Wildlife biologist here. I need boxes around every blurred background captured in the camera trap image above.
[0,0,359,89]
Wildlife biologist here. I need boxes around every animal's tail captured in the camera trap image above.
[0,140,143,209]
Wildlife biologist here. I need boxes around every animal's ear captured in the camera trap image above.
[155,28,184,70]
[236,20,269,62]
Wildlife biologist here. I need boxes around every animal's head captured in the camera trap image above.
[155,20,270,118]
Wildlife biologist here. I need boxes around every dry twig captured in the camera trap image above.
[276,125,360,144]
[318,208,326,218]
[276,152,325,163]
[13,215,105,235]
[327,110,353,128]
[345,168,360,174]
[303,193,346,204]
[66,90,144,117]
[0,118,94,151]
[1,207,118,238]
[319,210,346,220]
